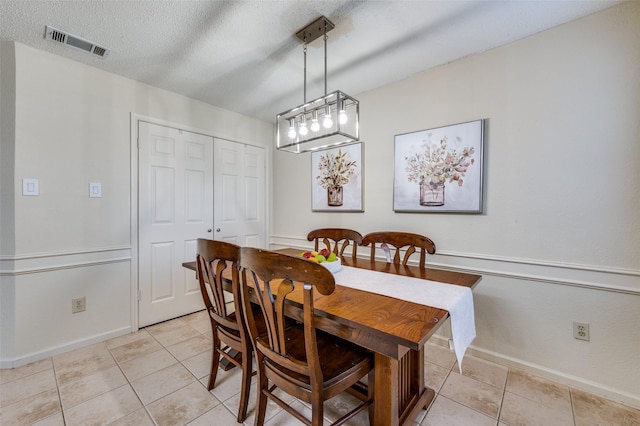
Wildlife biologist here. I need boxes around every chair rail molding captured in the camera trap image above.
[0,246,131,275]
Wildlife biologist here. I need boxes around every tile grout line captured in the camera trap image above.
[569,388,577,426]
[497,369,510,425]
[181,322,253,425]
[138,321,207,424]
[50,354,66,425]
[105,337,159,425]
[137,319,239,425]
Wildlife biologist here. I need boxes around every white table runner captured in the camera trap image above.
[335,265,475,371]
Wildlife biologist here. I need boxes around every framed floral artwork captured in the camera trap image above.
[312,142,363,212]
[394,120,484,213]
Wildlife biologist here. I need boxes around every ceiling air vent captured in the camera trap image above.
[44,25,110,58]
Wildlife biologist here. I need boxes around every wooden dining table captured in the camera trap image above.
[183,248,481,426]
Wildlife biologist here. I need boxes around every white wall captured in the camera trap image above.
[0,42,273,366]
[271,2,640,407]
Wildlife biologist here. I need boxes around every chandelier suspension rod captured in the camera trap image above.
[324,20,328,96]
[303,39,307,104]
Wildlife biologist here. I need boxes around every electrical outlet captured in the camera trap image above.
[573,321,590,341]
[72,297,86,314]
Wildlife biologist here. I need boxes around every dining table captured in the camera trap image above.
[183,248,481,426]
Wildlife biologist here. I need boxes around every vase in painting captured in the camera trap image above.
[327,185,344,206]
[420,181,445,206]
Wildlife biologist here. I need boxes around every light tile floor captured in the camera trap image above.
[1,310,639,425]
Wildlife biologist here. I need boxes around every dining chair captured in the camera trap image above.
[306,228,363,260]
[239,247,374,426]
[195,239,265,422]
[362,231,436,267]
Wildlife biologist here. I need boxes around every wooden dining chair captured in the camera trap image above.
[306,228,363,260]
[195,239,265,423]
[362,231,436,267]
[239,247,374,426]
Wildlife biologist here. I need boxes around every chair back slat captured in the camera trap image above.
[403,245,416,265]
[248,269,280,352]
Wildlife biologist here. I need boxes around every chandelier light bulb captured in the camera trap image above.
[298,115,308,136]
[338,101,348,125]
[299,122,308,136]
[339,110,348,125]
[322,106,333,129]
[310,110,320,132]
[287,119,297,139]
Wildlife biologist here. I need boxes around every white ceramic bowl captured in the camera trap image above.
[321,257,341,273]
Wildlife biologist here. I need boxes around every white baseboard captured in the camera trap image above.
[0,326,132,369]
[428,334,640,410]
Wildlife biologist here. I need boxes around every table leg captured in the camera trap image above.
[373,347,435,426]
[373,352,400,426]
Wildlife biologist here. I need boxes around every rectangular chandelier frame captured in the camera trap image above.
[276,90,359,153]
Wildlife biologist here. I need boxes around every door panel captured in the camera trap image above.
[242,146,266,244]
[151,242,173,300]
[214,139,267,247]
[138,122,213,327]
[214,139,266,247]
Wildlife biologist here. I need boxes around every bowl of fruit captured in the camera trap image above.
[298,248,341,273]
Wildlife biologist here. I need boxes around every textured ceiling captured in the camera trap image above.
[0,0,622,122]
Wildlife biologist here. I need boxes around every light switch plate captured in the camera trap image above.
[22,178,39,196]
[89,182,102,198]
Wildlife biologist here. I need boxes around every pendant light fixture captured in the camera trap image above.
[276,16,360,153]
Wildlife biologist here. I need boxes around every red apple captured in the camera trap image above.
[302,251,313,259]
[320,248,330,258]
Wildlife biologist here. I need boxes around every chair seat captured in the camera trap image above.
[261,324,373,390]
[214,308,267,372]
[220,304,268,338]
